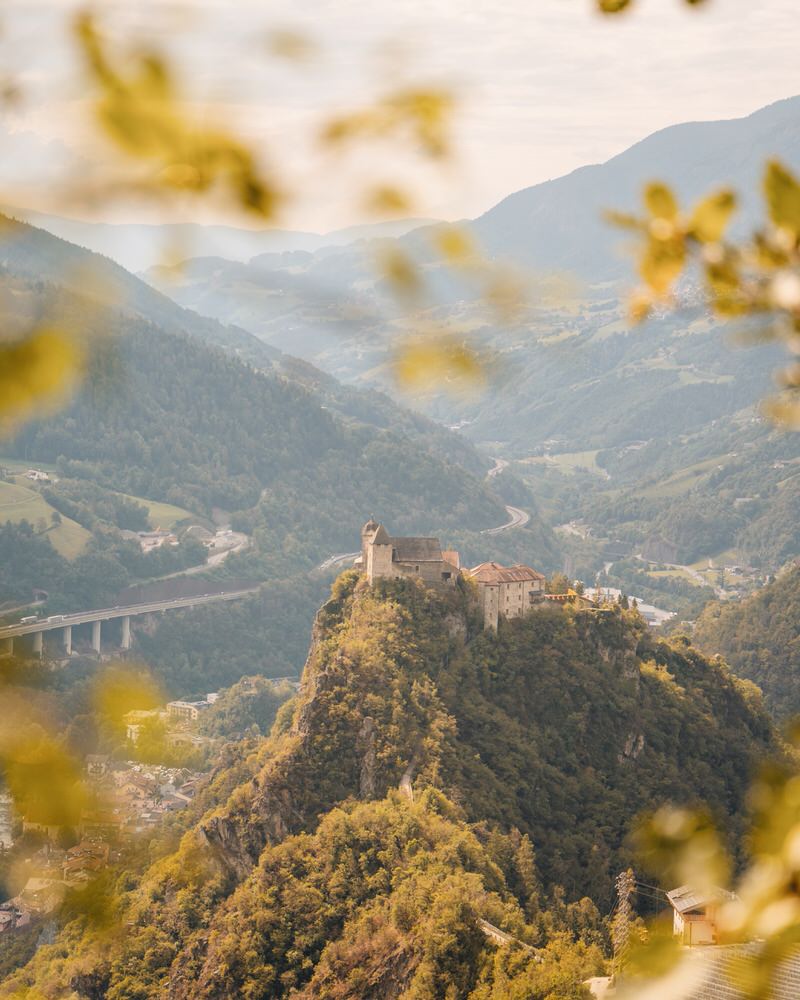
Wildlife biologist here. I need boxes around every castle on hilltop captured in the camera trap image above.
[355,518,461,586]
[356,518,547,630]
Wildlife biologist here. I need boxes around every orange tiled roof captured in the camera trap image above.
[468,562,546,584]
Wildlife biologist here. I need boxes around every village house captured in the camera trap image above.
[667,885,736,946]
[466,562,547,630]
[135,529,179,553]
[356,518,460,586]
[166,699,212,722]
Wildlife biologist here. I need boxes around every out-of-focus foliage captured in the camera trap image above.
[75,13,281,220]
[597,0,708,13]
[611,162,800,426]
[625,741,800,1000]
[0,327,84,436]
[321,87,454,159]
[393,333,487,392]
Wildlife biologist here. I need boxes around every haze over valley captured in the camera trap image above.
[2,5,800,998]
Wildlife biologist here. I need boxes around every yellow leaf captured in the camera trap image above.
[763,395,800,429]
[639,236,685,295]
[377,247,422,298]
[598,0,632,11]
[605,209,644,231]
[628,290,653,324]
[93,665,163,729]
[0,328,83,435]
[764,160,800,238]
[433,226,476,265]
[0,729,86,827]
[644,182,679,221]
[364,185,413,215]
[393,335,485,392]
[689,189,737,243]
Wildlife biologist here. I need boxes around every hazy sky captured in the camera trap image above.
[1,0,798,230]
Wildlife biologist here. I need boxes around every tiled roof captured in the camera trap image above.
[468,562,546,584]
[391,537,443,562]
[442,550,461,569]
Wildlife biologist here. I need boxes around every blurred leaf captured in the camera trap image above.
[393,335,485,392]
[635,805,730,895]
[762,396,800,429]
[266,29,316,61]
[93,664,163,730]
[690,189,737,243]
[74,13,281,219]
[0,728,86,827]
[644,182,678,221]
[0,328,84,436]
[377,247,423,298]
[598,0,632,11]
[364,185,413,215]
[433,226,476,265]
[606,209,644,231]
[628,290,653,324]
[322,87,454,159]
[764,160,800,239]
[625,914,681,980]
[639,236,685,296]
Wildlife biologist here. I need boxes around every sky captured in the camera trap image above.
[1,0,798,231]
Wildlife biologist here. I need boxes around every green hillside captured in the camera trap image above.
[693,565,800,720]
[5,575,776,997]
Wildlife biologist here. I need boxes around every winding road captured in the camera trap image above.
[480,504,530,535]
[316,551,361,573]
[313,456,529,573]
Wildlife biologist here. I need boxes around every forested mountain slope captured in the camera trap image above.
[6,279,546,567]
[4,575,777,998]
[694,565,800,719]
[2,268,555,688]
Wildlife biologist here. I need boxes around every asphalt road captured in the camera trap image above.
[481,504,530,535]
[0,586,260,639]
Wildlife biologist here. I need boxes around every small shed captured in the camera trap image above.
[667,885,735,946]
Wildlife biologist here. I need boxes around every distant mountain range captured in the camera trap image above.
[134,95,800,593]
[2,209,437,274]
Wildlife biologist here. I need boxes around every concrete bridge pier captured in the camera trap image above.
[32,631,43,658]
[0,637,12,657]
[120,616,131,650]
[91,620,101,654]
[62,625,72,656]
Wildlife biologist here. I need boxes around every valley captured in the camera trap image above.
[0,28,799,994]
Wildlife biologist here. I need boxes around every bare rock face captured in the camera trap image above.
[358,716,378,799]
[444,611,467,640]
[618,731,645,763]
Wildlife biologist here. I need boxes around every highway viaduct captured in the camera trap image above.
[0,586,260,659]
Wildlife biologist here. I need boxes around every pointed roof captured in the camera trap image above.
[372,524,391,544]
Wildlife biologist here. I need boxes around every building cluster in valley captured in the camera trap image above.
[0,755,207,933]
[125,692,219,747]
